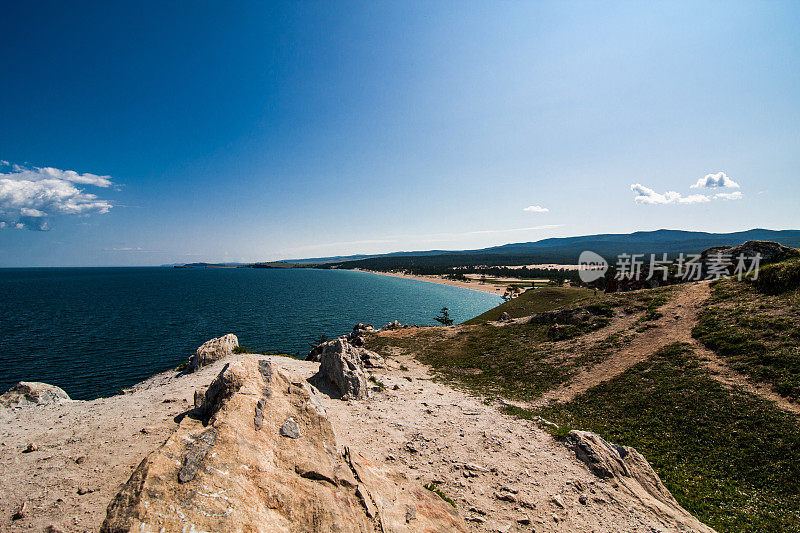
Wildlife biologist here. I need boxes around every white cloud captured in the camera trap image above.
[690,171,740,189]
[523,205,549,213]
[631,182,744,205]
[0,163,114,230]
[714,191,744,200]
[630,184,711,205]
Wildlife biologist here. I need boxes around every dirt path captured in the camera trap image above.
[529,281,800,416]
[531,282,712,407]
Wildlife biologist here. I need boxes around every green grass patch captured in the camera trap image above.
[424,481,457,508]
[368,375,386,390]
[527,342,800,532]
[367,312,630,400]
[367,288,667,400]
[463,287,596,325]
[753,258,800,295]
[694,278,800,399]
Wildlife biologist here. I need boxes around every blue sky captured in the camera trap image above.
[1,1,798,266]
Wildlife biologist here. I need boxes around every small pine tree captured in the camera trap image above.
[434,307,454,326]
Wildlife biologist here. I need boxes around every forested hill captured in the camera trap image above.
[320,229,800,270]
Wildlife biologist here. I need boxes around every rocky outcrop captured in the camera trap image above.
[307,337,385,369]
[701,240,799,265]
[310,339,372,399]
[566,430,715,533]
[349,323,375,345]
[188,333,238,372]
[0,382,70,408]
[101,358,465,532]
[382,320,409,330]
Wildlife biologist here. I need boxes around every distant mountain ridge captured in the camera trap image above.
[313,229,800,269]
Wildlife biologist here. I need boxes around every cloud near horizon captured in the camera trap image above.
[690,171,740,189]
[0,162,114,230]
[631,171,745,206]
[714,191,744,200]
[630,184,712,205]
[523,205,549,213]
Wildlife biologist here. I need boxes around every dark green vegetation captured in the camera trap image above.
[753,258,800,295]
[424,482,457,508]
[313,229,800,269]
[463,287,595,325]
[525,343,800,533]
[367,375,386,390]
[694,277,800,399]
[434,307,454,326]
[367,288,672,399]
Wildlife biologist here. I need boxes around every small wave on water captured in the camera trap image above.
[0,267,501,400]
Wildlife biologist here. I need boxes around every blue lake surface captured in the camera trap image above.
[0,267,501,400]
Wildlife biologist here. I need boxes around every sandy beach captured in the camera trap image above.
[355,269,512,295]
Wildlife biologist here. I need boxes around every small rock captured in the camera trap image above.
[392,384,400,390]
[466,516,487,523]
[405,505,416,523]
[11,501,27,520]
[279,418,301,439]
[551,494,565,508]
[579,494,588,505]
[517,517,531,525]
[500,485,518,494]
[464,462,489,472]
[22,442,37,453]
[74,456,86,464]
[469,506,486,515]
[45,526,64,533]
[77,487,93,495]
[495,491,516,502]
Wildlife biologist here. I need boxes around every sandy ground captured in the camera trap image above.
[3,353,699,533]
[356,269,515,295]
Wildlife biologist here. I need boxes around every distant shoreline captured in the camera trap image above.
[354,269,507,295]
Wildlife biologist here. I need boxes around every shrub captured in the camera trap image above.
[753,258,800,295]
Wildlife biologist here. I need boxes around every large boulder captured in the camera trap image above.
[347,323,374,347]
[700,240,799,270]
[310,338,373,399]
[307,338,385,369]
[0,382,70,408]
[101,358,466,532]
[566,431,715,533]
[188,333,239,372]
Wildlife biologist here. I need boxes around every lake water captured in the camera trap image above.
[0,267,501,400]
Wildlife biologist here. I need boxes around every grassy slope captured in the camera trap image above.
[694,277,800,399]
[368,287,673,399]
[463,287,595,325]
[526,343,800,533]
